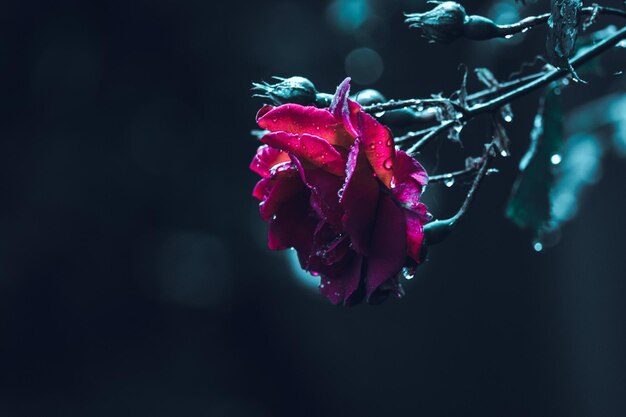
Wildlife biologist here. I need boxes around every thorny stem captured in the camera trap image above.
[466,25,626,117]
[423,145,495,244]
[406,120,456,155]
[429,166,497,184]
[362,98,466,114]
[448,146,494,225]
[490,6,626,38]
[366,20,626,123]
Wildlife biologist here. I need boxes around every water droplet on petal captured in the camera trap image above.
[375,111,386,117]
[503,114,513,123]
[444,178,455,188]
[386,139,393,147]
[383,158,393,170]
[550,154,562,165]
[369,143,376,150]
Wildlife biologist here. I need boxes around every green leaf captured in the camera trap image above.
[506,89,563,239]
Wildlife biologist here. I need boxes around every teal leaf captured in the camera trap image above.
[506,89,564,240]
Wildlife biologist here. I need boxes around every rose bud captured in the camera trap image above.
[404,1,467,44]
[252,76,318,106]
[351,89,386,106]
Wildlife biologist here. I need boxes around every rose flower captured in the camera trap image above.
[250,78,430,305]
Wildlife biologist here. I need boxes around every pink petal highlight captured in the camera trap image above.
[358,111,396,188]
[365,193,407,300]
[261,131,345,176]
[391,151,429,211]
[257,104,353,148]
[250,145,291,178]
[404,205,429,264]
[329,78,359,138]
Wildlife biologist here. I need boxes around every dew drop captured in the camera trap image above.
[383,158,393,170]
[504,34,514,39]
[375,111,386,117]
[386,139,393,147]
[533,242,543,252]
[521,27,530,33]
[550,154,562,165]
[500,150,509,157]
[417,105,424,112]
[503,114,513,123]
[402,266,415,280]
[444,178,455,188]
[369,143,376,150]
[377,140,382,145]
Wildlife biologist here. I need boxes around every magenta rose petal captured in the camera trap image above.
[365,193,407,300]
[319,253,363,305]
[261,131,345,176]
[268,193,316,255]
[339,140,379,255]
[392,150,428,201]
[404,207,427,264]
[329,78,359,138]
[256,104,353,148]
[258,169,305,221]
[290,155,344,227]
[249,145,290,178]
[358,111,396,188]
[252,177,272,201]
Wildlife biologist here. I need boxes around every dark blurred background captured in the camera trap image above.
[1,0,625,416]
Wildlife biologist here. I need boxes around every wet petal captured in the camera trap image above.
[258,168,305,221]
[256,104,353,147]
[358,111,396,188]
[329,78,359,138]
[291,155,344,227]
[261,131,345,176]
[268,192,317,256]
[319,253,363,305]
[249,145,290,178]
[391,151,429,210]
[339,139,379,255]
[365,193,407,300]
[404,204,429,264]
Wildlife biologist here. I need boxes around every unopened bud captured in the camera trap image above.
[252,76,318,105]
[404,2,467,44]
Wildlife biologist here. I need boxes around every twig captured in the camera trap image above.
[490,6,626,38]
[429,166,498,184]
[466,25,626,117]
[406,120,457,154]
